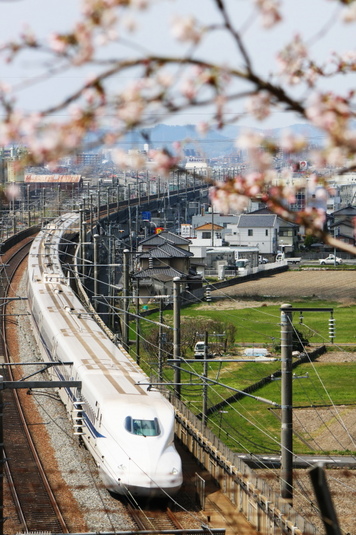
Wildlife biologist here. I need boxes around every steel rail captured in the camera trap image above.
[0,237,69,533]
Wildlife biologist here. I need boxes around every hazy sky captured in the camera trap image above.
[0,0,355,130]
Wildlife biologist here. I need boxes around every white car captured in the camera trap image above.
[319,254,343,265]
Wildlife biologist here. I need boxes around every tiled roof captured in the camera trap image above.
[138,243,193,258]
[332,205,356,216]
[330,219,354,228]
[237,214,278,228]
[132,266,185,282]
[139,231,191,246]
[194,223,224,230]
[249,208,299,227]
[277,218,299,228]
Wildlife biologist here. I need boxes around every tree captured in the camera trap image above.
[142,315,236,359]
[1,0,356,254]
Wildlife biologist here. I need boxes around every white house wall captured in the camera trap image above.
[225,224,278,254]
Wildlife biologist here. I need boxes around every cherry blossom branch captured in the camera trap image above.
[0,0,356,254]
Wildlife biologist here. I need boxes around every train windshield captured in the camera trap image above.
[125,416,160,436]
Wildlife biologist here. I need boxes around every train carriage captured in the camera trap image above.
[27,213,182,497]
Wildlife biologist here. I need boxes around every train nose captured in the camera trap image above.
[121,458,182,497]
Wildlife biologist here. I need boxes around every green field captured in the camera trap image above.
[133,298,356,455]
[139,298,356,348]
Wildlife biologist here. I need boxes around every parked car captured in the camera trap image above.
[275,252,301,264]
[259,255,268,264]
[194,341,212,359]
[319,254,343,265]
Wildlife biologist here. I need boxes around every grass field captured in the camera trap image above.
[134,272,356,455]
[143,297,356,347]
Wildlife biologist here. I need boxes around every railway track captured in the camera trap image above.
[0,238,69,533]
[0,227,228,534]
[127,503,185,532]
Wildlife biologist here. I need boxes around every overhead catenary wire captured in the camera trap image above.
[82,243,354,474]
[19,209,356,520]
[73,220,354,466]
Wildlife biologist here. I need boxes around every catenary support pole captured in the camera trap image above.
[202,331,209,426]
[158,298,163,382]
[93,234,99,310]
[135,280,140,365]
[173,277,181,400]
[123,249,130,351]
[280,303,293,505]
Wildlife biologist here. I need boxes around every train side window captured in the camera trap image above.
[125,416,160,436]
[124,416,132,432]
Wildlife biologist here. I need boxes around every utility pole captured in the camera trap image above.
[41,188,45,221]
[279,304,334,505]
[158,298,164,381]
[82,221,87,278]
[109,234,115,331]
[173,277,181,400]
[89,194,94,236]
[135,280,140,364]
[122,249,130,351]
[202,331,209,426]
[27,185,31,227]
[93,234,99,309]
[135,205,139,242]
[280,303,293,505]
[79,209,84,275]
[97,182,101,223]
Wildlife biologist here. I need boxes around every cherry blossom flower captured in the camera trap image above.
[171,15,202,45]
[245,91,272,121]
[20,25,37,47]
[180,77,198,100]
[341,2,356,23]
[280,130,308,153]
[276,34,309,85]
[196,122,210,136]
[48,33,69,54]
[148,149,180,176]
[6,183,21,201]
[254,0,282,28]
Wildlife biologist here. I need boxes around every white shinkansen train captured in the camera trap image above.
[27,213,183,498]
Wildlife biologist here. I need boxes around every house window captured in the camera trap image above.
[279,230,293,237]
[265,229,268,236]
[202,231,211,239]
[248,229,253,236]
